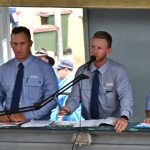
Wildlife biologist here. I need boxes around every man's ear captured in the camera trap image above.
[30,40,33,47]
[107,48,112,55]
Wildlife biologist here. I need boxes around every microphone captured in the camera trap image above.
[85,55,96,70]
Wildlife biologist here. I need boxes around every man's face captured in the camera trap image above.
[90,38,112,63]
[10,32,33,62]
[57,68,67,80]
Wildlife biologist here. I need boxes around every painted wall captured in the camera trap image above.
[85,8,150,122]
[0,7,11,65]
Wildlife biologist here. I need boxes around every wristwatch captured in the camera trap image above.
[120,115,129,121]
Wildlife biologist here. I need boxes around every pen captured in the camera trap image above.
[18,120,30,127]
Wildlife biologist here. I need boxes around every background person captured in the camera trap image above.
[35,48,55,66]
[59,31,134,132]
[50,59,84,121]
[0,26,58,122]
[8,7,19,28]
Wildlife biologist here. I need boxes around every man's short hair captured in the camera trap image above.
[93,31,112,48]
[11,26,31,41]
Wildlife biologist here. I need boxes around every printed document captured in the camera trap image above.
[21,120,53,127]
[74,117,117,127]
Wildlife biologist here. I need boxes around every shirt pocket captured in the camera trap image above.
[100,90,118,116]
[25,77,43,100]
[81,81,91,101]
[102,90,118,108]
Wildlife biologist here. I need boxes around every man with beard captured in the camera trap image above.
[59,31,134,133]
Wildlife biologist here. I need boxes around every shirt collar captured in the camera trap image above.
[14,54,33,67]
[90,59,109,74]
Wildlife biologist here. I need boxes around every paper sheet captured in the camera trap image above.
[0,122,22,127]
[74,117,117,127]
[21,120,53,127]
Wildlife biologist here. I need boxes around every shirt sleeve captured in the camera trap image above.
[65,68,83,113]
[0,83,5,111]
[145,91,150,110]
[116,67,134,119]
[0,66,5,111]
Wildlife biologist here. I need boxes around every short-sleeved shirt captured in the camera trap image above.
[0,55,58,120]
[66,58,134,119]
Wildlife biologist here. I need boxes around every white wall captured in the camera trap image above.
[0,7,11,65]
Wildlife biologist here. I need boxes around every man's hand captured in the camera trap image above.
[144,118,150,123]
[9,113,26,122]
[114,117,128,133]
[59,106,71,115]
[144,110,150,123]
[0,115,10,122]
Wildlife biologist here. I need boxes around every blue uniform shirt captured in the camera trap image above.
[66,59,134,120]
[0,55,58,120]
